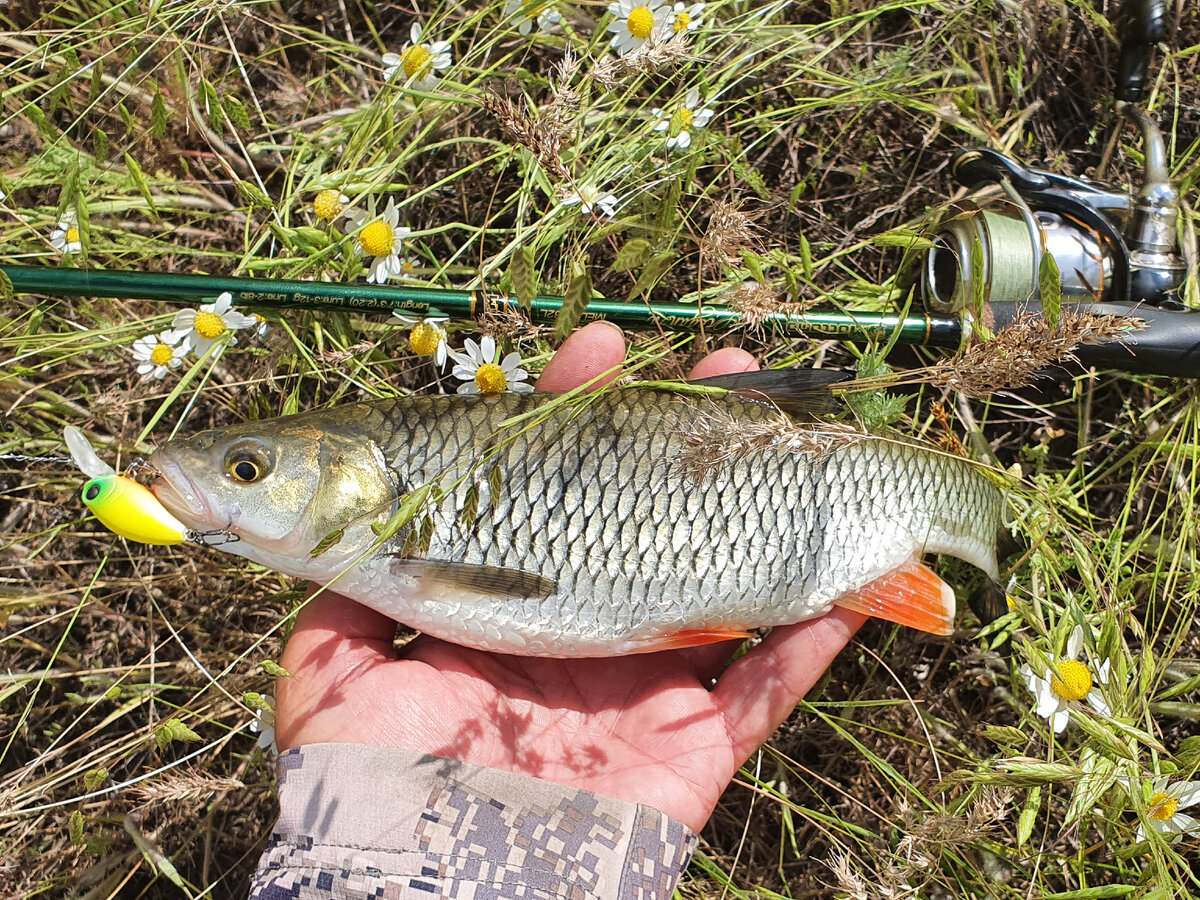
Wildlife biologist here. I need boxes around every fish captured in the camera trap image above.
[147,371,1006,657]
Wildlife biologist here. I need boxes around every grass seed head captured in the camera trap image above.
[592,34,692,88]
[702,197,763,270]
[480,91,571,181]
[727,281,815,333]
[678,406,866,484]
[927,311,1141,398]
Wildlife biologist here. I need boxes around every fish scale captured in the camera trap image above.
[149,384,1005,657]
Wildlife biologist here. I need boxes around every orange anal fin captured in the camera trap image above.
[639,628,755,651]
[834,560,956,635]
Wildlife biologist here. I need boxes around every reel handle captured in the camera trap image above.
[1115,0,1167,104]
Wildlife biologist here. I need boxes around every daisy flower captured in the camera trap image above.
[393,312,450,367]
[131,329,189,381]
[382,23,453,91]
[668,1,704,37]
[607,0,669,56]
[246,693,277,756]
[1019,624,1111,733]
[653,87,714,151]
[312,189,349,222]
[505,0,561,35]
[398,256,420,280]
[1121,776,1200,843]
[560,184,619,218]
[252,313,270,338]
[172,292,259,356]
[50,210,82,254]
[347,198,412,284]
[448,336,534,394]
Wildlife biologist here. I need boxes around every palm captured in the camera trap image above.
[275,593,862,832]
[272,323,864,833]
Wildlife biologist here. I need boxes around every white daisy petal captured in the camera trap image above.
[1085,689,1110,716]
[1172,781,1200,809]
[1066,625,1084,660]
[1034,688,1062,719]
[1171,812,1200,835]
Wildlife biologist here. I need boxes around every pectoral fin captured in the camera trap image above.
[388,558,557,599]
[833,559,956,635]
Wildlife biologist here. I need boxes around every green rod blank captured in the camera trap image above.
[1,265,961,348]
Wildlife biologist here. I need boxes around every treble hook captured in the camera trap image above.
[187,528,242,547]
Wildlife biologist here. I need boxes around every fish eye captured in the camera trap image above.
[224,441,273,485]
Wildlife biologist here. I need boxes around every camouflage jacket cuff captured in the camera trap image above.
[250,743,698,900]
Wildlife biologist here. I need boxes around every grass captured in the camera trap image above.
[1,0,1199,896]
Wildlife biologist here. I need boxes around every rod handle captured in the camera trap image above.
[986,301,1200,377]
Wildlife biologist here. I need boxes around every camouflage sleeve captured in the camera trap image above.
[249,743,698,900]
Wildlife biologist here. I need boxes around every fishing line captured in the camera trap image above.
[0,453,73,464]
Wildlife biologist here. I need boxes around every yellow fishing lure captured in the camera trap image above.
[65,426,189,545]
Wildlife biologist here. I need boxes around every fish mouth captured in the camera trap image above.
[147,455,220,531]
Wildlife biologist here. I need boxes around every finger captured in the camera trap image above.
[712,608,866,761]
[688,347,758,379]
[537,321,627,393]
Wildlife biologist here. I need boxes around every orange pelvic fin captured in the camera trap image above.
[641,627,755,651]
[833,560,956,635]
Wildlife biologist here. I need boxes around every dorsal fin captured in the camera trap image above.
[689,368,849,416]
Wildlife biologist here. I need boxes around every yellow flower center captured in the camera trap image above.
[627,6,655,39]
[1050,659,1093,702]
[193,310,227,340]
[1150,792,1179,821]
[679,107,694,129]
[404,45,433,79]
[474,362,508,394]
[673,12,691,33]
[401,259,416,275]
[313,190,344,221]
[149,343,174,366]
[66,227,80,244]
[255,313,267,324]
[409,323,444,357]
[359,221,396,258]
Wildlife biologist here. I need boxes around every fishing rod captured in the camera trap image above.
[6,3,1195,375]
[4,263,1199,376]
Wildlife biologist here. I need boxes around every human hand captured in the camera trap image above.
[274,322,865,833]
